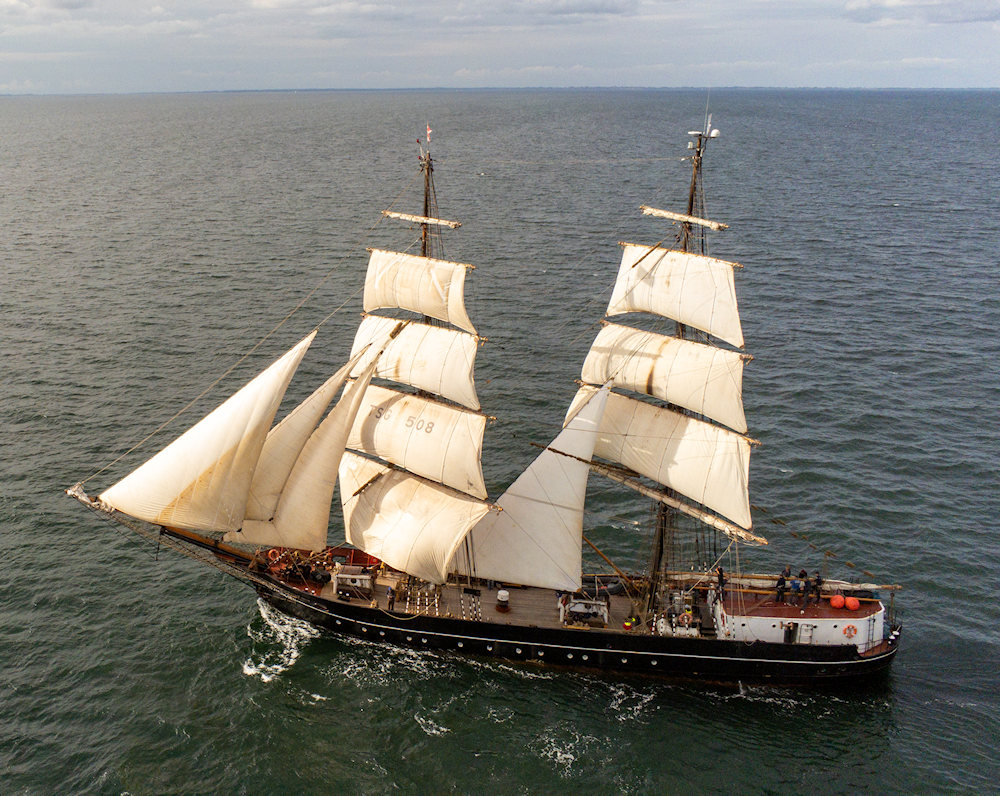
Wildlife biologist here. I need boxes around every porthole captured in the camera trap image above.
[335,620,342,626]
[621,657,628,664]
[581,654,589,661]
[406,635,412,642]
[515,647,522,654]
[651,660,658,666]
[538,651,544,657]
[457,641,464,648]
[421,638,427,644]
[567,653,574,659]
[486,645,493,652]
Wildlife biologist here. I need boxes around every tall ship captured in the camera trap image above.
[68,122,901,686]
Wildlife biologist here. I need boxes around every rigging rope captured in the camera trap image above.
[82,165,428,488]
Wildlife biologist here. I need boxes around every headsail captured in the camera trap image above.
[98,332,316,533]
[242,348,367,523]
[225,355,379,551]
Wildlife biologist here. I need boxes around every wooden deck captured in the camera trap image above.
[720,590,881,620]
[297,571,880,633]
[316,573,640,632]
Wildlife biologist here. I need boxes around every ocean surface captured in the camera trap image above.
[1,88,998,794]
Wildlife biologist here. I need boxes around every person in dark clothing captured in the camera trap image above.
[812,571,823,605]
[797,569,808,606]
[776,572,787,603]
[716,566,726,602]
[386,585,396,611]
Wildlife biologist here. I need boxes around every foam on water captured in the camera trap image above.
[241,598,320,682]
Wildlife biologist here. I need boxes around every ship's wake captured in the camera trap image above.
[241,598,320,682]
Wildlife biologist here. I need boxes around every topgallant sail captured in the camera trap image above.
[68,125,901,686]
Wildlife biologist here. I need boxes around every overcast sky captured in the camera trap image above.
[1,0,998,94]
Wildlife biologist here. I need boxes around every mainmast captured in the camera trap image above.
[648,120,722,599]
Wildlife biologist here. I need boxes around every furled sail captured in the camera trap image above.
[363,248,476,335]
[98,332,316,532]
[567,385,752,530]
[346,384,487,499]
[350,314,480,410]
[581,322,747,433]
[452,385,610,592]
[225,356,379,551]
[338,452,490,584]
[607,243,744,348]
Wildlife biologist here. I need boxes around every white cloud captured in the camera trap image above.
[0,0,996,92]
[844,0,1000,24]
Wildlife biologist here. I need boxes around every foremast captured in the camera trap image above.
[337,132,494,585]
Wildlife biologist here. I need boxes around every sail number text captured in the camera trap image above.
[369,405,435,433]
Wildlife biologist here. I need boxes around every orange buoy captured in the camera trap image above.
[845,596,861,611]
[830,593,846,609]
[267,548,281,563]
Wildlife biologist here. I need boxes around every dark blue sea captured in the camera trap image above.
[2,88,998,794]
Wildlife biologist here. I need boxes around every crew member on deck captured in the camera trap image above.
[716,566,726,602]
[796,568,808,606]
[776,571,787,603]
[386,585,395,611]
[811,571,823,606]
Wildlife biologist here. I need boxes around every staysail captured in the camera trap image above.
[98,332,316,532]
[453,385,610,592]
[225,354,380,551]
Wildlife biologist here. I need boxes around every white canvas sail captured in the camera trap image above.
[242,349,367,523]
[98,333,316,532]
[581,322,747,433]
[347,384,487,499]
[229,358,379,551]
[607,244,744,348]
[338,452,490,584]
[568,386,752,530]
[452,385,610,591]
[363,248,476,335]
[350,314,480,410]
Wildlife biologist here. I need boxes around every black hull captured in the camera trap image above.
[256,577,899,687]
